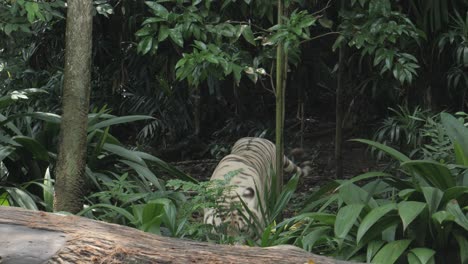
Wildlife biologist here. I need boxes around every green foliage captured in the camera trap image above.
[167,176,243,242]
[263,10,317,64]
[335,0,424,85]
[175,41,245,87]
[145,169,303,245]
[373,106,430,158]
[0,0,65,35]
[281,112,468,263]
[94,0,114,18]
[79,172,185,236]
[438,11,468,100]
[374,107,468,164]
[0,96,194,210]
[136,0,320,88]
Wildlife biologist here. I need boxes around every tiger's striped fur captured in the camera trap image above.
[203,137,307,236]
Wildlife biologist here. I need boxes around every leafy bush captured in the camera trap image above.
[276,112,468,263]
[374,106,468,163]
[150,169,303,245]
[0,90,194,211]
[373,105,430,158]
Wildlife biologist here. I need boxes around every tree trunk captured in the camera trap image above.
[193,86,201,137]
[0,207,360,264]
[53,0,93,213]
[335,44,346,179]
[275,0,287,195]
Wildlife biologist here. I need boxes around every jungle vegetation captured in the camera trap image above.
[0,0,467,263]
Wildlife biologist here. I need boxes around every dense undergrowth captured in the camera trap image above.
[1,91,467,263]
[1,1,467,262]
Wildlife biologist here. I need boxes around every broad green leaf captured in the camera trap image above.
[446,200,468,231]
[88,115,153,131]
[13,136,49,161]
[441,112,468,164]
[134,151,197,183]
[398,188,417,200]
[169,27,183,47]
[231,64,243,85]
[352,139,410,162]
[367,240,385,263]
[382,223,397,242]
[157,198,177,233]
[454,142,468,166]
[132,202,164,234]
[25,2,37,23]
[443,186,468,203]
[407,248,436,264]
[454,234,468,264]
[357,203,397,243]
[339,183,379,208]
[102,144,145,165]
[3,23,15,36]
[334,204,364,239]
[0,192,10,206]
[121,160,162,190]
[78,203,135,221]
[0,112,60,132]
[398,201,426,231]
[241,25,256,46]
[0,146,15,161]
[271,173,299,220]
[137,36,153,55]
[4,187,38,210]
[301,181,340,212]
[372,240,412,264]
[431,211,455,226]
[301,226,331,252]
[135,26,153,37]
[358,216,400,248]
[318,17,333,29]
[158,25,170,41]
[334,171,392,192]
[145,2,168,18]
[401,160,455,190]
[27,112,61,124]
[422,187,444,214]
[142,17,166,25]
[289,212,336,226]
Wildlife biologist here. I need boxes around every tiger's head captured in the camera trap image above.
[204,176,264,237]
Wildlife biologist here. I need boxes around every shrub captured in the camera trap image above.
[279,112,468,263]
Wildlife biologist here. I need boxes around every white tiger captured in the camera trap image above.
[203,137,307,236]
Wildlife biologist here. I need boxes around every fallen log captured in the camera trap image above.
[0,207,357,263]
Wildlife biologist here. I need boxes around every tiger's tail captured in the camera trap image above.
[283,156,311,177]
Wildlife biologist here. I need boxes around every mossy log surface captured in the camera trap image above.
[0,207,359,263]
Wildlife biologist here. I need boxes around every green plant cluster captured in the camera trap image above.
[270,113,467,263]
[0,89,194,212]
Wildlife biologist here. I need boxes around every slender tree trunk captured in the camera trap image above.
[275,0,287,195]
[53,0,93,213]
[193,86,201,137]
[335,44,346,179]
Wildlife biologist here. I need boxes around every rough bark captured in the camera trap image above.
[0,207,360,264]
[53,0,93,213]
